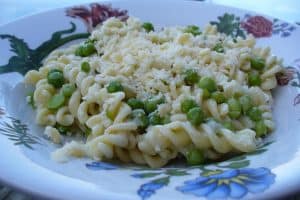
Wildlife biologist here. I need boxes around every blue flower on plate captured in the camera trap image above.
[138,176,170,200]
[176,167,275,199]
[85,161,119,170]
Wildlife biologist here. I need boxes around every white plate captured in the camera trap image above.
[0,1,299,199]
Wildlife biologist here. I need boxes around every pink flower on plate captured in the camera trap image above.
[241,16,273,38]
[276,67,296,86]
[66,3,128,32]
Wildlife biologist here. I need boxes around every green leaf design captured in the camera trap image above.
[0,107,5,117]
[152,176,170,185]
[0,22,89,75]
[221,160,250,169]
[0,35,31,58]
[135,172,161,178]
[227,155,247,162]
[166,169,189,176]
[291,81,300,87]
[0,117,41,149]
[245,148,267,156]
[210,13,246,38]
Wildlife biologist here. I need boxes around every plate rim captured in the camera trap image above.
[0,0,299,199]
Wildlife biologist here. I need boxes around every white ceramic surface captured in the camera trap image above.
[0,1,299,199]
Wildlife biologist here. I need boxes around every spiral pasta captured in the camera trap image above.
[24,17,283,167]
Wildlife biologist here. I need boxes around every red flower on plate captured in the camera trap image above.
[66,3,128,32]
[241,16,273,38]
[276,67,296,86]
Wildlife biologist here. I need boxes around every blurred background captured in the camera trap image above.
[0,0,299,199]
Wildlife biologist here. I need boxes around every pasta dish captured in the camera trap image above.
[24,17,283,168]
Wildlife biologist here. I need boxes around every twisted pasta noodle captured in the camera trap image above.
[104,92,126,121]
[56,106,74,126]
[86,113,109,137]
[24,70,43,85]
[80,75,95,96]
[204,99,229,120]
[52,122,137,161]
[68,90,81,116]
[137,121,256,165]
[36,108,56,126]
[203,24,218,35]
[223,80,244,98]
[77,101,91,124]
[44,126,62,144]
[247,87,270,106]
[63,65,80,84]
[33,79,55,106]
[234,36,255,48]
[259,105,275,131]
[239,50,252,71]
[115,143,171,167]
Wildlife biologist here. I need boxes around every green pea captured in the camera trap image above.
[155,96,165,104]
[239,95,252,114]
[248,72,262,86]
[202,89,211,99]
[247,107,262,121]
[183,69,199,85]
[223,121,235,130]
[211,91,226,104]
[255,120,267,137]
[142,22,154,32]
[62,84,76,97]
[144,96,165,114]
[47,70,64,88]
[75,41,96,57]
[162,115,171,124]
[186,148,205,165]
[181,99,198,113]
[107,81,124,93]
[149,112,163,125]
[233,92,243,99]
[198,77,217,93]
[127,98,144,110]
[131,109,149,129]
[213,43,224,53]
[187,107,205,126]
[228,98,242,119]
[75,46,84,56]
[144,100,157,114]
[184,25,201,36]
[250,57,265,70]
[55,124,70,135]
[81,61,91,73]
[84,127,92,137]
[47,94,65,110]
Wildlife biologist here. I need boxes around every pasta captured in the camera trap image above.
[24,17,283,168]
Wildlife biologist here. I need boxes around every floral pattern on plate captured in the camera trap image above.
[211,13,296,39]
[0,2,299,199]
[66,3,128,32]
[86,142,274,200]
[276,58,300,106]
[241,14,296,38]
[0,111,41,149]
[176,167,275,199]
